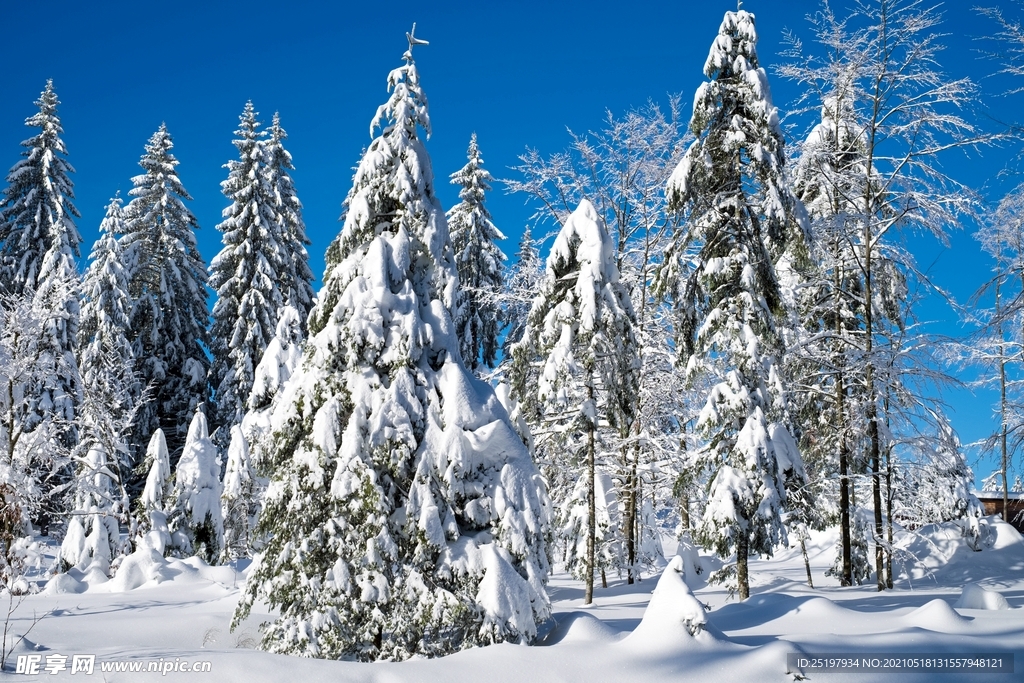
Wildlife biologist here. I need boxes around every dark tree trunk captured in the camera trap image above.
[737,527,749,600]
[801,537,813,588]
[584,384,596,605]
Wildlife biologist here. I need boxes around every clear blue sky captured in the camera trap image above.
[0,0,1020,484]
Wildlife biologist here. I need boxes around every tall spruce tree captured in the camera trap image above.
[447,134,505,372]
[121,125,210,460]
[658,10,804,601]
[73,195,140,561]
[234,27,550,661]
[220,424,255,561]
[0,80,83,530]
[510,198,639,605]
[265,113,315,325]
[0,80,81,296]
[210,103,283,432]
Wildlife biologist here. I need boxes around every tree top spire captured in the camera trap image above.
[405,22,429,62]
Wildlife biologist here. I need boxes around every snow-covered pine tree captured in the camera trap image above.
[505,101,689,584]
[247,304,304,419]
[558,470,623,586]
[264,113,315,324]
[121,125,210,459]
[210,103,283,433]
[26,225,83,530]
[0,289,77,580]
[0,80,84,531]
[447,134,506,372]
[904,412,984,545]
[60,442,122,572]
[221,424,254,561]
[659,9,805,601]
[136,428,172,553]
[510,198,639,604]
[227,305,306,557]
[167,409,223,563]
[244,304,305,463]
[501,226,543,358]
[0,80,81,297]
[76,195,139,526]
[235,28,550,661]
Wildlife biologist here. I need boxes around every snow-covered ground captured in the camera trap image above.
[5,518,1023,682]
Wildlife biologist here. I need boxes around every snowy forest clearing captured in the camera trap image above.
[6,519,1022,682]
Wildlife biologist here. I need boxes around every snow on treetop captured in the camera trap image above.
[548,199,619,333]
[140,429,171,513]
[705,10,760,79]
[371,32,431,141]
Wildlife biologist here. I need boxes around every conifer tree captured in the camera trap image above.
[136,428,172,553]
[447,134,505,372]
[265,113,315,324]
[210,103,282,432]
[501,226,543,357]
[900,412,983,545]
[78,196,138,499]
[235,27,550,661]
[221,424,255,561]
[66,195,140,568]
[0,80,84,529]
[167,409,223,563]
[60,441,122,571]
[658,10,804,601]
[504,100,688,584]
[228,305,306,556]
[510,198,639,605]
[248,305,304,418]
[0,290,77,540]
[0,80,81,296]
[121,125,210,459]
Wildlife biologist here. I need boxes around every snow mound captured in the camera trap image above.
[991,516,1024,550]
[622,555,716,651]
[954,583,1010,611]
[83,561,110,586]
[675,535,705,589]
[106,548,172,591]
[177,556,243,586]
[539,611,621,645]
[790,596,859,622]
[895,517,1024,587]
[43,571,85,595]
[708,593,871,636]
[901,599,971,632]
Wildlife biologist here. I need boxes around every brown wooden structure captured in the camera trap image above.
[976,491,1024,534]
